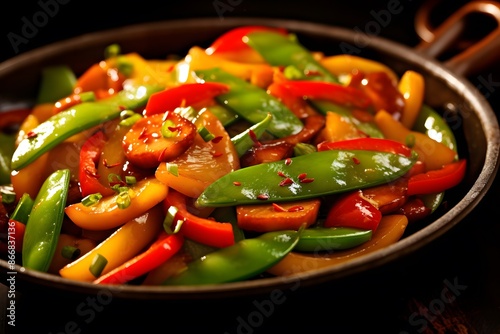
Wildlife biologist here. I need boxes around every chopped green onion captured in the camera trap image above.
[405,134,416,148]
[104,44,121,59]
[61,245,81,260]
[163,206,183,234]
[89,253,108,277]
[198,126,216,142]
[161,119,178,138]
[166,163,179,177]
[81,193,103,207]
[79,91,96,102]
[120,112,142,127]
[116,190,131,209]
[174,106,198,122]
[116,56,134,77]
[293,142,317,156]
[283,65,304,80]
[125,176,136,185]
[0,189,16,204]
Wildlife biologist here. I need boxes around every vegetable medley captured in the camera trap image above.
[0,25,467,285]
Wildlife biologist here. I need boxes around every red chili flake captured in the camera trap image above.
[300,177,315,183]
[352,157,361,165]
[162,111,170,121]
[168,126,182,132]
[257,194,269,200]
[158,147,169,161]
[305,69,321,77]
[84,167,100,179]
[233,181,241,186]
[103,159,120,168]
[298,173,307,180]
[211,136,223,144]
[277,171,287,178]
[138,127,148,139]
[285,158,292,166]
[26,131,38,139]
[287,205,304,212]
[249,130,261,147]
[166,64,175,73]
[279,178,294,186]
[272,203,287,212]
[212,152,223,158]
[118,105,126,111]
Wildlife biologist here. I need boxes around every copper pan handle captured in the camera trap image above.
[415,1,500,76]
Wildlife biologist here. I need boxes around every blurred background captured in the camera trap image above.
[1,0,500,333]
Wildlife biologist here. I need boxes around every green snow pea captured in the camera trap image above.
[245,30,339,83]
[197,149,417,207]
[195,68,303,138]
[413,104,457,155]
[311,100,384,138]
[0,132,15,185]
[294,227,372,252]
[412,104,458,212]
[36,65,77,104]
[9,193,34,224]
[231,112,272,157]
[162,229,300,285]
[22,169,70,272]
[11,84,162,171]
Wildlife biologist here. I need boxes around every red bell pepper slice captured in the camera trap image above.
[93,231,184,285]
[406,159,467,196]
[206,25,288,54]
[324,190,382,231]
[143,82,230,116]
[317,137,412,157]
[163,189,235,248]
[278,80,373,110]
[79,131,115,198]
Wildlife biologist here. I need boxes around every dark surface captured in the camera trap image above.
[1,1,500,333]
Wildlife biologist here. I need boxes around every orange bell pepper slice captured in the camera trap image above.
[65,177,168,230]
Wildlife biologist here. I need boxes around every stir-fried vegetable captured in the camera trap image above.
[0,25,468,286]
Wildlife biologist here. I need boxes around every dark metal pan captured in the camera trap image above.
[1,1,499,300]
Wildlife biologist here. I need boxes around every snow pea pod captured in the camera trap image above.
[197,149,417,207]
[245,30,339,83]
[412,104,457,212]
[0,132,15,185]
[11,84,162,171]
[195,68,303,138]
[231,112,272,157]
[294,227,372,252]
[162,229,300,285]
[22,169,70,272]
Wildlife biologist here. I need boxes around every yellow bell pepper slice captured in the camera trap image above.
[374,110,456,171]
[267,214,408,276]
[398,70,425,129]
[317,111,365,143]
[59,205,163,282]
[319,54,399,83]
[65,176,168,230]
[184,46,274,88]
[117,52,176,87]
